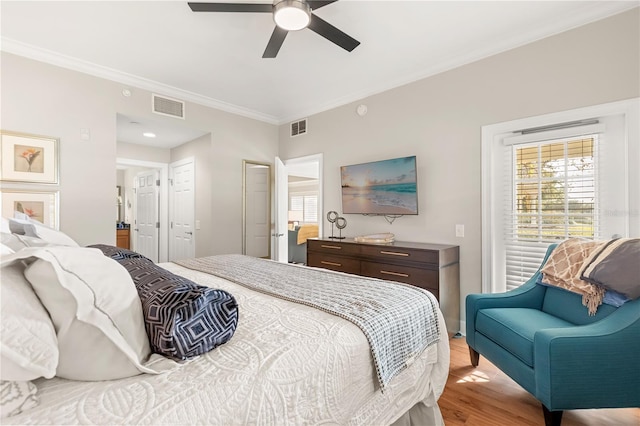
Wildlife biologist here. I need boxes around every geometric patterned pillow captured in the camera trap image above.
[90,245,238,360]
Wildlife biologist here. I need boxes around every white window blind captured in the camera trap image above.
[290,194,318,223]
[503,134,600,290]
[483,99,638,295]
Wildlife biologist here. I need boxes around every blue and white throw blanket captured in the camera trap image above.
[175,254,441,391]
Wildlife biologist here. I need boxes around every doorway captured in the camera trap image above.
[116,158,169,262]
[274,154,323,263]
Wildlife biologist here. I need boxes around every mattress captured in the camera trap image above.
[6,262,449,425]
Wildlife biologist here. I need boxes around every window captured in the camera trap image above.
[506,136,597,290]
[482,99,638,294]
[290,194,318,223]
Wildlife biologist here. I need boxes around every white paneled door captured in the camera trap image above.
[135,170,159,263]
[274,157,288,263]
[169,158,195,261]
[245,164,270,258]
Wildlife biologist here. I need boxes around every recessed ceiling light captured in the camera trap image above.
[143,132,156,138]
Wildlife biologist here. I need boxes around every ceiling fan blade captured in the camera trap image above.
[307,14,360,52]
[263,26,289,58]
[307,0,339,10]
[188,2,273,13]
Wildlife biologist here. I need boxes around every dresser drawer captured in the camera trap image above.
[308,253,360,275]
[308,239,361,256]
[361,261,438,292]
[360,245,439,266]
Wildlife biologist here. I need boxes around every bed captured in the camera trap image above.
[1,220,450,426]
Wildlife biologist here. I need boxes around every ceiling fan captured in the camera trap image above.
[188,0,360,58]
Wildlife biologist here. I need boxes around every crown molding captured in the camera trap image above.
[278,2,639,124]
[1,37,280,125]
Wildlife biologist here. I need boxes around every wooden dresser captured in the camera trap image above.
[116,228,130,250]
[307,238,460,333]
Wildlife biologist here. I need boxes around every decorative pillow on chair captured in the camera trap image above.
[581,238,640,300]
[3,246,177,381]
[91,244,239,360]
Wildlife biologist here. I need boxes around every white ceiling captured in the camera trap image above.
[1,1,637,145]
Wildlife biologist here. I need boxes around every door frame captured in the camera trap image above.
[274,153,324,262]
[116,157,169,262]
[284,153,323,238]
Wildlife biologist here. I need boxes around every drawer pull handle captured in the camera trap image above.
[321,245,342,250]
[321,261,342,267]
[380,251,409,257]
[380,270,409,278]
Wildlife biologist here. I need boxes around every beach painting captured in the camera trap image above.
[340,156,418,215]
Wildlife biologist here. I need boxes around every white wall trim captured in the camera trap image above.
[481,97,640,294]
[116,157,169,262]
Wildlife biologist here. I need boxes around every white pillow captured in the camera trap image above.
[0,381,38,418]
[0,260,58,381]
[0,217,9,234]
[4,246,176,381]
[8,218,78,247]
[1,232,51,253]
[0,243,14,255]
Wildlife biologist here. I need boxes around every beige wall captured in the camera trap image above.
[278,9,640,327]
[1,52,279,248]
[117,141,171,164]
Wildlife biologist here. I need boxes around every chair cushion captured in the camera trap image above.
[475,308,574,367]
[542,286,616,325]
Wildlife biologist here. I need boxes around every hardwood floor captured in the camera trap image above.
[439,336,640,425]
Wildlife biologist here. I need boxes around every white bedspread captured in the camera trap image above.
[6,263,449,425]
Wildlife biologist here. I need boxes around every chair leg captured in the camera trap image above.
[468,347,480,367]
[542,405,563,426]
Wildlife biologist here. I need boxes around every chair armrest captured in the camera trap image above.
[534,298,640,410]
[465,280,546,347]
[466,244,558,347]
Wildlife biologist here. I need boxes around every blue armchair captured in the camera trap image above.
[466,244,640,426]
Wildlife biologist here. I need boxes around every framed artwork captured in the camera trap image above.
[1,189,59,229]
[1,131,59,184]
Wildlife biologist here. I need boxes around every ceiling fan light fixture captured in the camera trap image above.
[273,0,311,31]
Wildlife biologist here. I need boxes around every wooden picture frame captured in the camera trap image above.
[1,131,59,184]
[1,189,59,229]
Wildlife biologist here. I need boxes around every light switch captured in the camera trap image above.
[456,224,465,238]
[195,220,201,230]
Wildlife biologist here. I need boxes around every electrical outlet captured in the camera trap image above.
[456,224,465,238]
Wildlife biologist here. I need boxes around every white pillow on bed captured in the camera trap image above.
[0,242,14,255]
[4,246,173,381]
[1,232,53,252]
[0,260,58,381]
[8,218,78,247]
[1,217,9,234]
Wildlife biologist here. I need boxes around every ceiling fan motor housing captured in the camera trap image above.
[273,0,311,31]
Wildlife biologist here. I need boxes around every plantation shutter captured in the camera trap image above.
[501,121,606,290]
[290,194,318,223]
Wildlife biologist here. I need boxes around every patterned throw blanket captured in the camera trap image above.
[175,254,441,391]
[540,238,609,315]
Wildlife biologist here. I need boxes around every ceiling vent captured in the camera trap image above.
[290,118,307,137]
[152,94,185,119]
